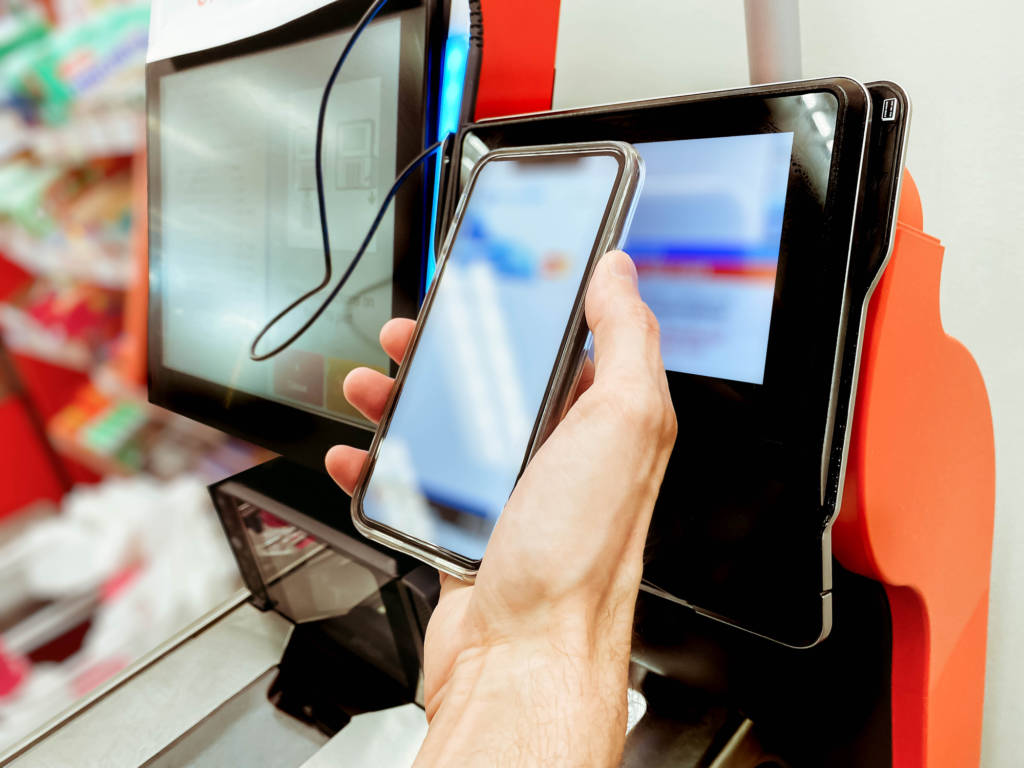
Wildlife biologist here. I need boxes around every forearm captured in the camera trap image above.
[415,640,629,768]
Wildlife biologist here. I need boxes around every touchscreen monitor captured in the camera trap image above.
[157,20,402,423]
[147,0,444,465]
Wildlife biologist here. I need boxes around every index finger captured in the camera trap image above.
[380,317,416,364]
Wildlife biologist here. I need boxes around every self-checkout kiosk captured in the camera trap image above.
[0,2,994,767]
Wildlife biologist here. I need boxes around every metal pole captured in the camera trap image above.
[743,0,803,84]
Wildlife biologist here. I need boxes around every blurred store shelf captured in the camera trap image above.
[2,592,99,658]
[0,112,28,163]
[47,381,272,480]
[30,107,143,164]
[0,2,277,753]
[0,225,132,289]
[0,107,141,167]
[0,304,93,371]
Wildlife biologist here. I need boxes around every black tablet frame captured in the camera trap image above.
[146,0,447,469]
[824,81,911,527]
[446,78,872,647]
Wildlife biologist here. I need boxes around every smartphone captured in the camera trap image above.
[351,142,644,578]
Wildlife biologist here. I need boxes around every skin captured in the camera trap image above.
[326,250,677,767]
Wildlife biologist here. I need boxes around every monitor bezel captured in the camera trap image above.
[146,0,447,469]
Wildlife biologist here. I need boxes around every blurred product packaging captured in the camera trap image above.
[0,477,242,751]
[0,1,270,753]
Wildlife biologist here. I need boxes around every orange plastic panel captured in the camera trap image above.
[833,172,995,768]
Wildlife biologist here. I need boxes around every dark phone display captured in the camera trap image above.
[362,153,624,561]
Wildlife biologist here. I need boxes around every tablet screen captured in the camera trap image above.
[627,134,793,385]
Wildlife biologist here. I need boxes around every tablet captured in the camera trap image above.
[446,78,871,646]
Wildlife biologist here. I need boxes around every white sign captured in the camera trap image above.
[147,0,335,62]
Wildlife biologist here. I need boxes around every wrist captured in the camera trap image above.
[417,639,628,768]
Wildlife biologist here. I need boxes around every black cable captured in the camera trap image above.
[435,0,485,256]
[249,0,485,361]
[459,0,484,126]
[250,139,443,361]
[249,0,389,361]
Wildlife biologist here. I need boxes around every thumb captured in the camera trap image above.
[584,250,664,383]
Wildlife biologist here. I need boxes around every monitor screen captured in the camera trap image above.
[627,134,793,385]
[148,0,442,464]
[158,17,403,426]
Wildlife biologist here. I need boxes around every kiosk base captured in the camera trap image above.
[0,459,823,768]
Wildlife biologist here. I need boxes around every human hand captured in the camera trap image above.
[326,250,676,767]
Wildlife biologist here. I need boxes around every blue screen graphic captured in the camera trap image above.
[628,133,793,384]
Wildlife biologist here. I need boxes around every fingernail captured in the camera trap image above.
[608,251,638,287]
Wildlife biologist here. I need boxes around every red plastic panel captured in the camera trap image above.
[475,0,561,119]
[833,172,995,768]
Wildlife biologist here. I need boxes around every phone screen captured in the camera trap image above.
[361,151,626,562]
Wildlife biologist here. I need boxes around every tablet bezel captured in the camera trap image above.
[825,81,911,526]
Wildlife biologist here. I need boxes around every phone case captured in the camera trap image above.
[350,141,645,580]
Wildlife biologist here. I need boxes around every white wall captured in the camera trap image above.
[553,2,1024,764]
